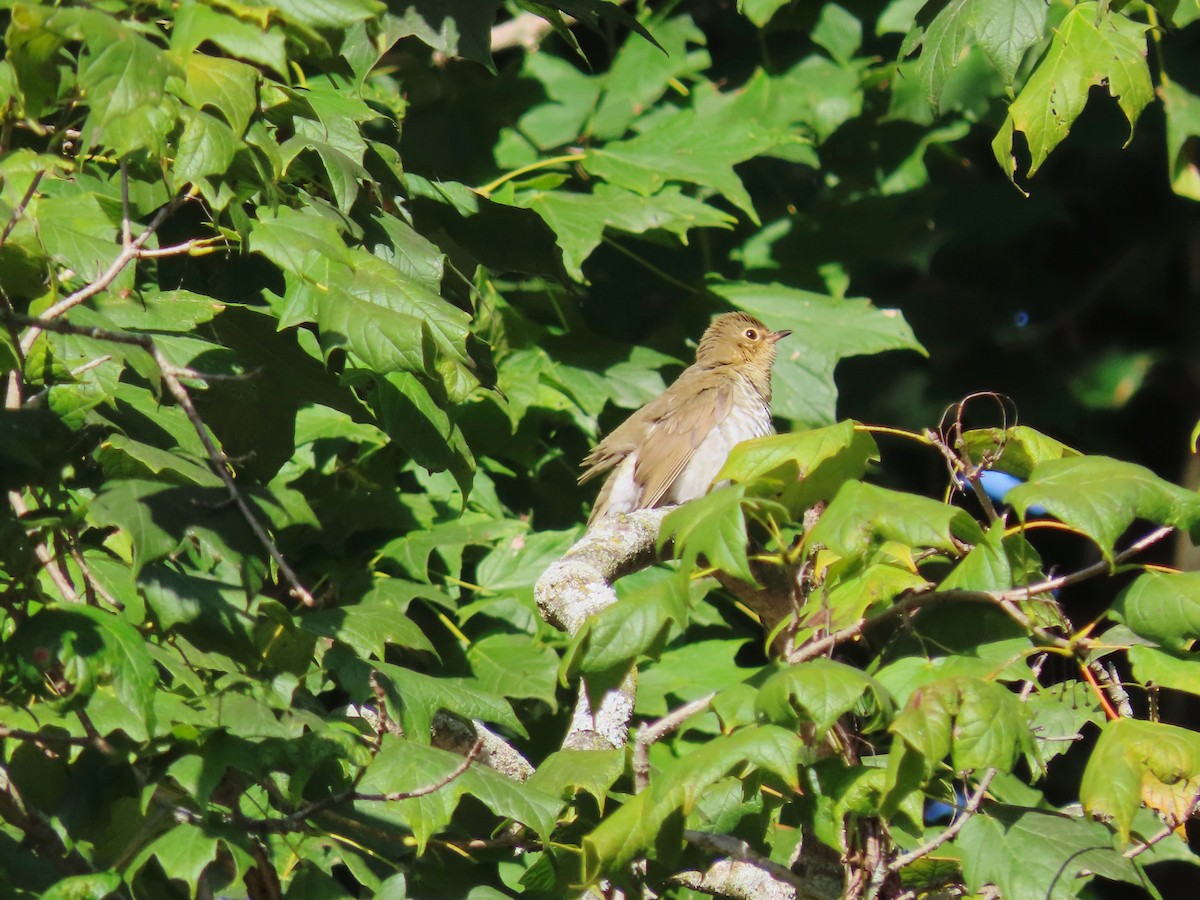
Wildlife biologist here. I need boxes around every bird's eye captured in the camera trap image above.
[744,328,758,340]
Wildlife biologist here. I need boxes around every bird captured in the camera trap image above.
[580,311,791,525]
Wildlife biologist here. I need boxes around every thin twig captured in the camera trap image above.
[0,170,45,246]
[7,491,80,604]
[119,161,132,248]
[887,770,997,872]
[67,542,124,610]
[20,188,194,354]
[148,340,315,607]
[237,737,483,834]
[1124,789,1200,859]
[786,526,1174,665]
[634,694,715,793]
[0,725,97,748]
[353,738,482,802]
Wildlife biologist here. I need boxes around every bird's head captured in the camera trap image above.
[695,312,791,374]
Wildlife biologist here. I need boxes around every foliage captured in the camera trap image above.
[1,0,1199,898]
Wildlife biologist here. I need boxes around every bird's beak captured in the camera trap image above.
[768,329,792,343]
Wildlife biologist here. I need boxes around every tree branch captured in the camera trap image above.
[534,507,670,633]
[634,694,715,792]
[535,508,671,751]
[0,169,45,246]
[20,188,196,354]
[674,830,848,900]
[236,738,484,834]
[886,770,996,873]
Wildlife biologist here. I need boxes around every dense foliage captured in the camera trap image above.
[2,0,1200,897]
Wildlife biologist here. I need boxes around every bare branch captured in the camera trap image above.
[681,831,816,898]
[535,507,670,633]
[565,674,636,751]
[634,694,715,792]
[432,711,535,781]
[536,509,671,752]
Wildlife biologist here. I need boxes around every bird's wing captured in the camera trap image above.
[630,376,734,510]
[578,377,682,486]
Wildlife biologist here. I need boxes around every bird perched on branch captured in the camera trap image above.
[580,311,791,525]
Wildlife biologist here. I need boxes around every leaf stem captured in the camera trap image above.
[601,235,701,294]
[476,153,584,196]
[854,423,932,445]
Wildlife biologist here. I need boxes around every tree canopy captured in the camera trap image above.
[2,1,1200,898]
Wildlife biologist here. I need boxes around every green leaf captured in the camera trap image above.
[1081,718,1200,841]
[134,823,220,886]
[808,481,985,559]
[358,736,561,850]
[589,15,710,140]
[956,805,1143,899]
[1113,571,1200,653]
[38,872,123,900]
[76,17,183,155]
[526,749,625,807]
[1024,681,1105,764]
[563,576,689,680]
[637,638,755,717]
[738,0,792,28]
[581,84,798,222]
[508,183,734,282]
[960,425,1081,479]
[301,593,437,660]
[710,280,925,425]
[171,1,288,77]
[180,53,259,135]
[34,193,118,285]
[467,634,559,709]
[1007,457,1200,560]
[375,372,474,497]
[916,0,1047,111]
[390,0,502,71]
[97,434,223,488]
[379,516,525,582]
[93,289,225,333]
[993,4,1152,183]
[660,484,754,584]
[811,3,862,67]
[1163,78,1200,201]
[755,658,894,738]
[4,606,157,739]
[86,480,183,575]
[1129,645,1200,696]
[330,650,523,741]
[259,0,385,29]
[885,676,1033,807]
[715,420,879,516]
